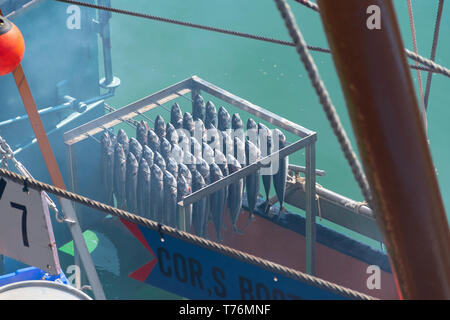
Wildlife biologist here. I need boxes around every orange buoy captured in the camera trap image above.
[0,15,25,76]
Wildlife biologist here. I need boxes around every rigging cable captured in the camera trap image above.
[424,0,444,110]
[407,0,427,132]
[273,0,374,208]
[53,0,450,79]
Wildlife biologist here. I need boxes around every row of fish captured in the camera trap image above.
[100,94,288,241]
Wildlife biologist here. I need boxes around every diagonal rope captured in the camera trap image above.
[52,0,450,78]
[0,168,375,300]
[273,0,374,209]
[407,0,427,132]
[424,0,444,110]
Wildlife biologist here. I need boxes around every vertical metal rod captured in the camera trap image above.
[317,0,450,299]
[305,142,317,275]
[98,0,114,86]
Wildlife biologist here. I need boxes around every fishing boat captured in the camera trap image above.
[0,0,449,300]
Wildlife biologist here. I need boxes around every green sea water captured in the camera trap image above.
[71,0,450,299]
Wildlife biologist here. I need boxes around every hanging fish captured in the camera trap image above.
[192,94,206,122]
[166,123,179,146]
[245,139,261,227]
[177,129,190,154]
[177,175,192,232]
[183,112,195,137]
[221,130,233,157]
[258,123,272,212]
[117,129,129,155]
[163,171,178,228]
[214,149,229,209]
[171,102,183,129]
[209,163,226,242]
[154,151,166,172]
[234,136,246,167]
[147,129,160,152]
[192,170,207,237]
[184,151,197,173]
[218,106,231,132]
[205,123,220,152]
[202,142,215,165]
[136,120,149,147]
[137,158,151,218]
[227,154,244,234]
[232,113,245,142]
[196,157,210,185]
[166,156,178,180]
[129,137,143,162]
[125,152,139,213]
[150,164,164,222]
[272,129,288,218]
[246,118,259,148]
[100,132,114,206]
[194,119,206,144]
[154,115,166,139]
[190,136,202,159]
[113,144,127,209]
[178,163,192,189]
[159,137,172,160]
[205,101,217,128]
[142,145,154,168]
[170,144,184,164]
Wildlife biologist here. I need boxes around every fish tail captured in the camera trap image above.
[232,224,244,235]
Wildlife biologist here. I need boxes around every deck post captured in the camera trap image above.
[305,140,317,275]
[317,0,450,299]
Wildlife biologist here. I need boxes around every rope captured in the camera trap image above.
[54,0,330,54]
[273,0,374,209]
[407,0,427,132]
[0,168,375,300]
[293,0,319,12]
[424,0,444,110]
[53,0,450,78]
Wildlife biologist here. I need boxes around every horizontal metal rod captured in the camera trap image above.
[289,163,325,176]
[179,134,316,206]
[63,77,193,145]
[192,76,313,138]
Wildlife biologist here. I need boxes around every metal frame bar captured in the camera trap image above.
[64,76,319,276]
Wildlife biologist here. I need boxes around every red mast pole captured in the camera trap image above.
[316,0,450,299]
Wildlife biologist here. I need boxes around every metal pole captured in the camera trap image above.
[305,142,316,275]
[11,64,106,300]
[317,0,450,299]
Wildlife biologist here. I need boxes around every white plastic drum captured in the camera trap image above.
[0,280,92,300]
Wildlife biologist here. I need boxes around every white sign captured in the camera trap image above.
[0,177,60,275]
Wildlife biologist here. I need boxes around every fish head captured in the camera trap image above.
[218,106,231,131]
[153,151,166,171]
[139,158,151,176]
[171,103,183,127]
[160,137,172,158]
[183,151,197,172]
[273,129,287,149]
[170,144,184,163]
[164,170,177,189]
[245,139,260,165]
[142,145,154,167]
[227,154,241,173]
[147,129,160,151]
[183,112,194,134]
[214,149,227,167]
[152,164,163,181]
[177,175,191,199]
[166,157,178,177]
[126,152,138,172]
[231,113,243,130]
[192,169,206,191]
[209,162,223,182]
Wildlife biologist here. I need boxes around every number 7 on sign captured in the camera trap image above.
[10,202,29,247]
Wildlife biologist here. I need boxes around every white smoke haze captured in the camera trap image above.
[168,127,281,175]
